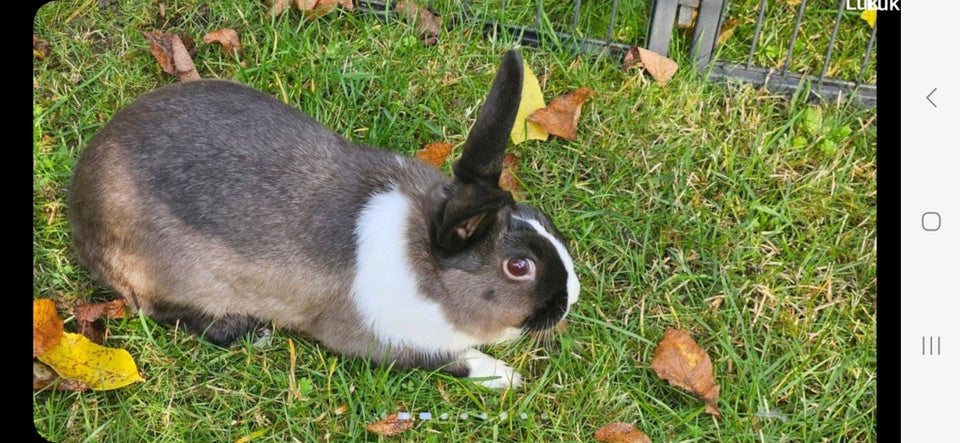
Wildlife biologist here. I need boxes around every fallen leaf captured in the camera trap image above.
[526,87,595,141]
[595,422,652,443]
[650,327,721,417]
[34,299,64,357]
[143,31,200,81]
[298,0,339,19]
[203,28,242,55]
[270,0,292,16]
[33,361,58,390]
[510,62,549,144]
[716,18,738,46]
[860,9,876,28]
[415,141,455,167]
[74,299,128,344]
[33,35,51,59]
[623,47,679,86]
[74,299,129,324]
[37,332,145,390]
[498,153,522,196]
[366,413,414,436]
[395,1,442,46]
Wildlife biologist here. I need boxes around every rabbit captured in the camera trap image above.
[68,49,580,389]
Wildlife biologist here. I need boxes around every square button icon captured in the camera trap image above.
[923,212,941,231]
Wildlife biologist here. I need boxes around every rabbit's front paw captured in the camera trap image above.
[462,348,522,389]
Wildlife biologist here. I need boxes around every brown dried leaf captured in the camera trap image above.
[203,28,242,55]
[650,327,721,417]
[623,47,678,86]
[143,31,200,81]
[595,422,652,443]
[365,413,414,436]
[415,141,455,167]
[499,153,522,195]
[34,35,51,60]
[74,299,129,324]
[270,0,292,16]
[33,361,57,390]
[300,0,340,19]
[74,299,129,344]
[34,299,64,357]
[716,18,738,46]
[395,1,441,46]
[526,87,595,141]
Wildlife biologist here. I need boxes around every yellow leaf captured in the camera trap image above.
[860,9,876,28]
[510,62,549,144]
[37,332,144,390]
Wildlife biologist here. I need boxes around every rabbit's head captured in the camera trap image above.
[423,50,580,344]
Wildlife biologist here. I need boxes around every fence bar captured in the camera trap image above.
[691,0,725,69]
[819,0,845,83]
[782,0,808,75]
[647,0,678,55]
[747,0,767,68]
[607,0,621,42]
[858,17,877,84]
[572,0,582,30]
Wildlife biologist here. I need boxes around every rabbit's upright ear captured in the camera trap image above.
[453,50,524,188]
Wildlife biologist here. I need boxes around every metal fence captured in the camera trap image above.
[358,0,877,108]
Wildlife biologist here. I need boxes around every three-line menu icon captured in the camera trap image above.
[922,336,942,356]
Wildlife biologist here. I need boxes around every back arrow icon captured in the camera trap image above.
[928,88,938,107]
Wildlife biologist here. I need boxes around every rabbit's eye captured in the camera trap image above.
[504,257,535,280]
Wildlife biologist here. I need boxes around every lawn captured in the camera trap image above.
[33,1,877,441]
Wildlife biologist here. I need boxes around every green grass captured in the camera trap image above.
[34,1,876,441]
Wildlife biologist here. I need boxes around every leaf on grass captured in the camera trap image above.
[498,153,522,195]
[595,422,652,443]
[415,141,455,167]
[860,9,876,28]
[143,31,200,81]
[74,299,129,344]
[526,87,595,142]
[623,47,678,86]
[33,361,58,390]
[650,327,721,417]
[716,18,738,46]
[510,61,549,144]
[34,299,64,357]
[203,28,242,55]
[395,1,442,46]
[269,0,292,16]
[37,332,144,391]
[366,413,414,436]
[33,35,51,60]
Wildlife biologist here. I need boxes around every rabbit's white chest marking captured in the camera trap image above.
[352,188,480,352]
[514,217,581,308]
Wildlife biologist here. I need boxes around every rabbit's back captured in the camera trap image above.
[68,79,444,343]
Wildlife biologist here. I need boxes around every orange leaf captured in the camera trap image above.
[142,31,200,81]
[595,422,652,443]
[498,153,522,195]
[526,87,595,141]
[34,299,63,357]
[623,47,678,86]
[202,28,242,55]
[365,413,414,436]
[415,141,454,167]
[650,327,721,417]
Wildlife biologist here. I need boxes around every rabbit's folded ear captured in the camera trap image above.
[434,183,514,254]
[453,50,524,189]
